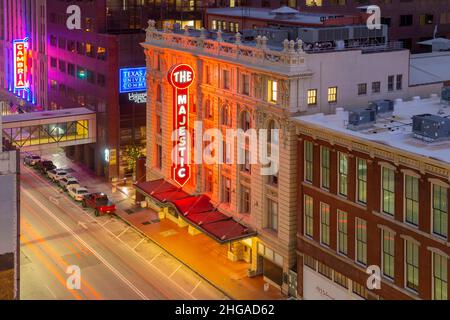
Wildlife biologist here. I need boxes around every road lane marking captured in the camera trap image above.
[133,239,145,250]
[23,188,150,300]
[116,226,130,238]
[190,281,202,295]
[169,264,182,278]
[22,165,204,300]
[101,218,112,227]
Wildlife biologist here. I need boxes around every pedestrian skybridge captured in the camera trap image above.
[1,108,96,151]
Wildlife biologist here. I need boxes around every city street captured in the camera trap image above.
[19,151,228,300]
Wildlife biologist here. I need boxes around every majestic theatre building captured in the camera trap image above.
[137,20,439,296]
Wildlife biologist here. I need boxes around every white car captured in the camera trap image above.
[59,176,80,190]
[24,154,41,166]
[47,169,68,182]
[68,186,89,201]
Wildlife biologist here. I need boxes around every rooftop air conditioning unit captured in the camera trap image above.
[347,107,376,131]
[368,99,394,116]
[412,114,450,142]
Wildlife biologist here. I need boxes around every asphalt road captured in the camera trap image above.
[20,161,227,300]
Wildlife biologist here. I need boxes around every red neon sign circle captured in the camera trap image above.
[168,64,195,90]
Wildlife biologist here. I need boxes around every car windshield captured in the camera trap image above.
[78,190,88,195]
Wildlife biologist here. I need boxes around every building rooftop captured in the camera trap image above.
[410,51,450,86]
[206,6,359,26]
[292,95,450,165]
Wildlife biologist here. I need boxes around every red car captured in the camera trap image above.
[82,193,116,216]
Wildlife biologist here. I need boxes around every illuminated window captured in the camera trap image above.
[268,80,278,103]
[304,195,314,237]
[320,202,330,246]
[212,20,217,30]
[97,47,106,60]
[382,167,395,215]
[337,210,348,255]
[356,218,367,265]
[405,240,419,292]
[382,229,395,279]
[307,89,317,105]
[433,252,448,300]
[327,86,337,103]
[405,175,419,226]
[306,0,323,6]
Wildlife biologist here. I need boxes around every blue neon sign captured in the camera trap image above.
[119,67,147,93]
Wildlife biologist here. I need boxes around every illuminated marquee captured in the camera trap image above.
[168,64,195,187]
[119,67,147,93]
[13,38,29,89]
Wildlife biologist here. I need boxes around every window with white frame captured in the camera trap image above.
[382,229,395,279]
[405,240,419,292]
[433,252,448,300]
[382,167,395,215]
[405,175,419,226]
[357,158,367,204]
[304,195,314,238]
[321,146,330,189]
[304,141,314,183]
[320,202,330,246]
[337,210,348,255]
[432,184,448,238]
[356,217,367,265]
[338,152,348,197]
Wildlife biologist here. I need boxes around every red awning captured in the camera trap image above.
[134,179,256,244]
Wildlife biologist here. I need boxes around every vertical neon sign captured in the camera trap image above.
[13,38,29,90]
[168,64,195,187]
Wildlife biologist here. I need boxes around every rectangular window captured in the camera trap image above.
[58,60,66,73]
[50,57,57,68]
[304,195,314,238]
[388,75,394,92]
[357,83,367,95]
[356,218,367,265]
[223,177,231,204]
[321,147,330,189]
[337,210,348,255]
[382,167,395,215]
[304,255,317,270]
[396,74,403,90]
[372,81,381,93]
[205,169,213,193]
[338,152,348,197]
[405,240,419,292]
[334,271,349,288]
[97,74,106,87]
[241,74,250,95]
[317,261,332,279]
[212,20,217,30]
[156,144,162,169]
[304,141,313,183]
[432,184,448,238]
[268,80,278,103]
[320,202,330,246]
[382,229,395,279]
[399,14,413,26]
[328,86,337,103]
[433,252,448,300]
[268,199,278,231]
[68,63,75,76]
[241,187,251,214]
[405,175,419,226]
[357,158,367,204]
[307,89,317,105]
[353,282,369,299]
[222,70,230,89]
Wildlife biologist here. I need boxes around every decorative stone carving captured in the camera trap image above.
[261,36,268,50]
[235,32,242,45]
[282,39,289,52]
[217,29,223,42]
[297,39,304,53]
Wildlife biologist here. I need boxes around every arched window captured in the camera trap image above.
[221,104,231,126]
[240,110,251,131]
[156,84,162,102]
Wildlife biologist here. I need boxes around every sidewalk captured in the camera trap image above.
[49,151,285,300]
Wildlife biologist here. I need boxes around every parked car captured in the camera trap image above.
[82,193,116,216]
[24,154,41,166]
[59,176,80,191]
[47,169,68,182]
[36,160,56,174]
[68,186,89,201]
